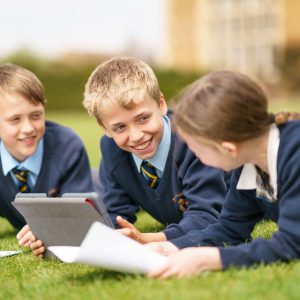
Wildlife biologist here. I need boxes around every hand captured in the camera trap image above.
[16,224,45,258]
[116,216,143,243]
[116,216,167,244]
[148,247,222,279]
[16,225,32,247]
[146,241,179,256]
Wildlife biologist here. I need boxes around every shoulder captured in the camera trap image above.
[278,121,300,170]
[279,120,300,141]
[45,120,85,150]
[278,121,300,155]
[100,135,128,165]
[172,130,195,163]
[166,110,191,160]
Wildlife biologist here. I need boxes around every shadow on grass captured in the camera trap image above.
[66,268,138,283]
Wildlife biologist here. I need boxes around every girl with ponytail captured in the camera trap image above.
[148,71,300,279]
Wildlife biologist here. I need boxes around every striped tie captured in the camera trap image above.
[141,161,160,189]
[12,168,31,193]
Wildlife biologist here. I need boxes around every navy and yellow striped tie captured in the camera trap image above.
[141,161,160,189]
[12,168,31,193]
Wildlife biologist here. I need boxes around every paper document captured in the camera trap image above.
[0,250,24,257]
[49,222,168,274]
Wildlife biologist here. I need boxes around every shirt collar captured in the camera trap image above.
[132,115,171,173]
[1,138,44,176]
[236,124,279,197]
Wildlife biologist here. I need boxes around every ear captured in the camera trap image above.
[221,141,238,157]
[159,94,168,116]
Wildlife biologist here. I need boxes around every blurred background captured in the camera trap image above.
[1,0,300,167]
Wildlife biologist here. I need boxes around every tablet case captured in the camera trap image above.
[12,192,114,254]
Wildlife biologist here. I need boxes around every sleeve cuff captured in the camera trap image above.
[163,227,186,241]
[168,235,198,249]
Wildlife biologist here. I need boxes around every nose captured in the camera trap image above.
[21,118,34,134]
[128,126,143,142]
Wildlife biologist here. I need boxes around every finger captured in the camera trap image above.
[148,265,169,278]
[16,224,30,240]
[30,240,43,251]
[159,268,179,280]
[33,246,45,257]
[19,231,37,246]
[116,216,135,229]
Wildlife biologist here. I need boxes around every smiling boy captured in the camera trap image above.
[83,57,228,247]
[0,63,93,256]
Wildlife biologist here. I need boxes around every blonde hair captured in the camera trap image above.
[0,63,46,106]
[174,70,300,142]
[83,56,162,125]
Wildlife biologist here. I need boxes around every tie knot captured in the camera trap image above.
[12,167,29,179]
[141,161,160,189]
[12,167,31,193]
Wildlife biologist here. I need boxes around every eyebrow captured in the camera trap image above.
[110,122,124,128]
[6,109,44,119]
[110,112,152,128]
[30,110,44,114]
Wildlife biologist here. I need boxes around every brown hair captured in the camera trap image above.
[83,56,162,125]
[174,70,300,142]
[0,63,46,106]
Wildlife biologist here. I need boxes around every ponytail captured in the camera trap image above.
[274,112,300,125]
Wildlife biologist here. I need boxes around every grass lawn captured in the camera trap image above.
[1,99,299,299]
[1,215,300,300]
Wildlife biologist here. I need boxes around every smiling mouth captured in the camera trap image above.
[18,136,36,142]
[131,138,152,151]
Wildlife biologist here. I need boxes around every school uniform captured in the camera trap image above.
[99,114,228,248]
[0,121,93,229]
[171,121,300,267]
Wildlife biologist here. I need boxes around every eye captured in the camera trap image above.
[113,125,126,133]
[9,117,20,123]
[31,112,42,120]
[138,114,150,123]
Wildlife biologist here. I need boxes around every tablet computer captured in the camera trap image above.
[12,192,114,254]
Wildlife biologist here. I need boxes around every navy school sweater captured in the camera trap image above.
[0,121,93,229]
[171,121,300,268]
[99,126,228,248]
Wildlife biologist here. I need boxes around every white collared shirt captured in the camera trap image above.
[0,139,44,189]
[236,124,280,199]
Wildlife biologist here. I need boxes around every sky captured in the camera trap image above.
[0,0,166,59]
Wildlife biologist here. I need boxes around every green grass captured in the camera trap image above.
[1,215,300,300]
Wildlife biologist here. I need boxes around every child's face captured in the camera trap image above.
[177,128,242,172]
[101,95,168,160]
[0,92,45,162]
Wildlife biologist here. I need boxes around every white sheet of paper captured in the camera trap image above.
[49,222,168,274]
[0,250,23,257]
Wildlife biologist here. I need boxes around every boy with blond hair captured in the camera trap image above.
[83,56,228,247]
[0,63,93,256]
